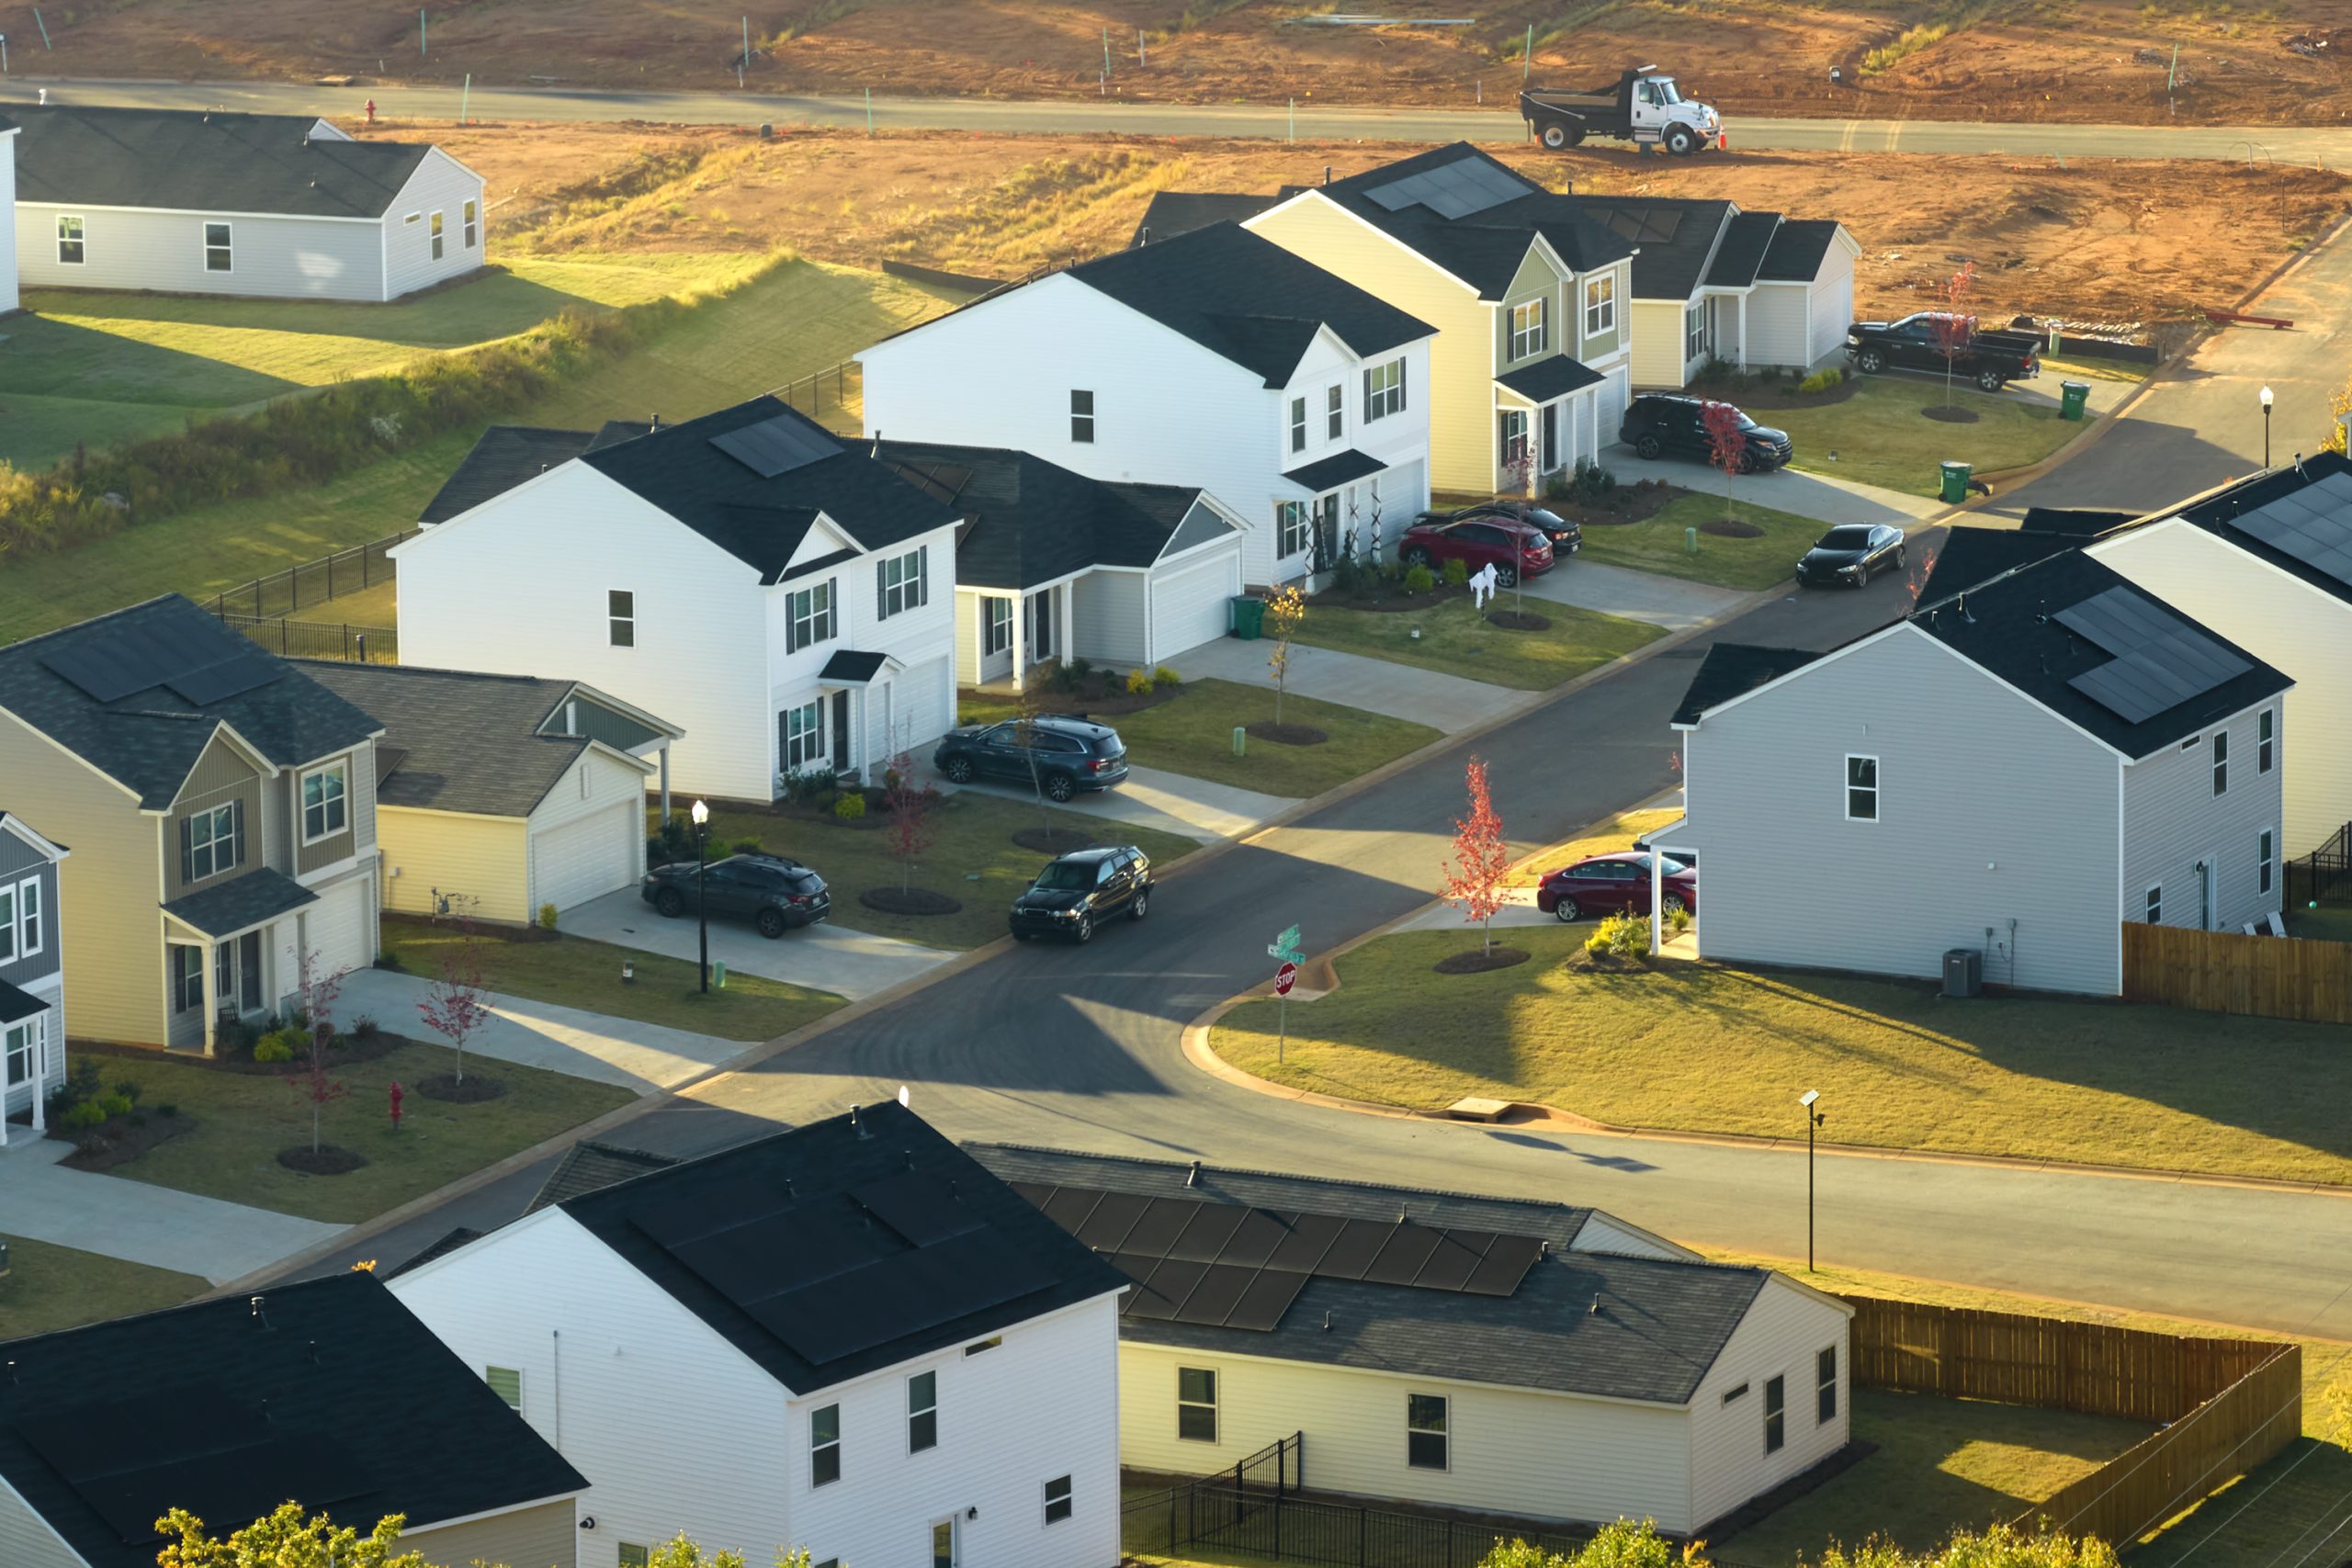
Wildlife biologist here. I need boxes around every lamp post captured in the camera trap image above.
[690,799,711,994]
[2261,384,2275,468]
[1799,1089,1824,1271]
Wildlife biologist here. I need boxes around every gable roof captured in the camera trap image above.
[1579,197,1736,300]
[968,1145,1774,1405]
[1130,189,1290,247]
[418,426,597,525]
[0,596,382,809]
[1757,219,1846,283]
[8,106,440,220]
[1304,142,1635,299]
[0,1272,585,1568]
[1671,643,1824,727]
[0,811,70,863]
[2160,451,2352,608]
[557,1101,1129,1395]
[1917,525,2082,605]
[528,1140,681,1213]
[1704,210,1781,288]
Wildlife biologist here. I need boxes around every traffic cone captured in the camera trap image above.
[1718,130,1729,150]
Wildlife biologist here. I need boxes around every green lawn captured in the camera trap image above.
[381,925,844,1043]
[2041,352,2151,386]
[92,1044,636,1224]
[1510,808,1679,887]
[959,678,1441,798]
[0,1235,208,1341]
[1288,594,1661,692]
[1575,490,1832,591]
[695,792,1199,951]
[1213,927,2352,1186]
[1770,375,2092,498]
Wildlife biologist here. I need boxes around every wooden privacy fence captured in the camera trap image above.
[2120,919,2352,1025]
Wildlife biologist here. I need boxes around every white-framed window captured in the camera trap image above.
[430,209,446,261]
[1326,383,1344,441]
[0,883,19,963]
[485,1366,522,1409]
[181,801,243,883]
[983,596,1012,656]
[2146,884,2163,923]
[1070,389,1095,443]
[617,1546,650,1568]
[1275,501,1310,559]
[2179,735,2201,751]
[1845,754,1879,821]
[1363,357,1406,421]
[1764,1373,1786,1453]
[1407,1393,1449,1471]
[786,579,836,652]
[1816,1346,1838,1423]
[2260,829,2276,897]
[1177,1366,1217,1442]
[1509,298,1547,360]
[1686,300,1704,362]
[609,589,636,648]
[781,700,824,771]
[56,215,85,265]
[1721,1382,1749,1406]
[170,945,205,1013]
[463,197,479,248]
[2212,730,2229,796]
[1585,274,1616,336]
[5,1016,43,1090]
[909,1370,938,1453]
[1289,395,1308,454]
[203,220,233,274]
[2259,707,2275,773]
[300,764,348,842]
[810,1402,842,1487]
[10,876,40,960]
[404,211,422,226]
[876,545,930,619]
[1045,1473,1074,1526]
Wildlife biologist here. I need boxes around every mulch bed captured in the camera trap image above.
[1012,670,1182,717]
[412,1071,508,1103]
[1434,946,1532,975]
[1922,405,1982,423]
[71,1031,407,1076]
[1562,946,1651,976]
[1317,579,1471,615]
[1483,610,1553,631]
[53,1111,196,1173]
[860,886,965,916]
[1012,826,1106,855]
[1247,720,1328,747]
[382,911,556,944]
[1722,376,1862,412]
[1553,478,1685,527]
[1700,518,1764,538]
[278,1145,369,1176]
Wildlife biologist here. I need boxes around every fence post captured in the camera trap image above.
[356,632,368,663]
[1359,1505,1368,1568]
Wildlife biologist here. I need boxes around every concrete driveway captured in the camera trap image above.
[1521,558,1747,631]
[1605,449,1946,526]
[562,887,952,1002]
[922,760,1293,843]
[0,1137,342,1284]
[1178,636,1526,735]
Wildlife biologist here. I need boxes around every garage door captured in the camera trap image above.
[531,802,640,913]
[1598,369,1628,445]
[1150,551,1240,661]
[300,875,373,976]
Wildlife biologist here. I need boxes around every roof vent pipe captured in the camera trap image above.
[1590,1295,1603,1315]
[650,412,661,431]
[250,1295,270,1329]
[1322,1310,1333,1332]
[1139,227,1149,245]
[871,430,883,460]
[1185,1159,1202,1188]
[851,1103,870,1137]
[1324,164,1332,186]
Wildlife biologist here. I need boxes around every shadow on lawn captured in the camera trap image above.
[0,312,302,408]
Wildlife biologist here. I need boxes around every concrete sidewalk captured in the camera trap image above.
[1177,637,1525,735]
[1607,446,1946,526]
[925,761,1293,843]
[563,888,949,1003]
[1521,558,1747,631]
[0,1137,343,1284]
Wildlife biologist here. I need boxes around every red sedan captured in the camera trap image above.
[1396,515,1555,587]
[1534,852,1697,922]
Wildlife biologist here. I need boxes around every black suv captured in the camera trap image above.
[1620,394,1793,472]
[1009,846,1152,943]
[933,716,1128,801]
[640,851,830,938]
[1415,500,1582,557]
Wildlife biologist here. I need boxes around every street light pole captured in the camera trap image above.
[1799,1089,1823,1271]
[691,798,711,994]
[2261,384,2275,468]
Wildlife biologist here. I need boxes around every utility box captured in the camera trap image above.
[1942,947,1984,998]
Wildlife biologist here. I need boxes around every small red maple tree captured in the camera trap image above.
[884,742,940,894]
[416,914,493,1086]
[284,949,352,1155]
[1702,399,1747,525]
[1441,756,1511,956]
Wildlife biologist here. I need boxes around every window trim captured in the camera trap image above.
[1289,395,1308,454]
[484,1365,523,1409]
[1764,1372,1787,1454]
[1276,500,1311,560]
[1044,1472,1074,1527]
[1407,1392,1450,1472]
[1070,389,1096,444]
[608,588,636,649]
[1844,753,1880,822]
[786,579,837,653]
[1364,356,1406,421]
[1816,1346,1838,1424]
[2259,707,2275,774]
[300,763,349,845]
[617,1547,650,1568]
[1584,274,1616,337]
[1721,1382,1750,1406]
[429,209,446,262]
[171,945,205,1013]
[2212,730,2229,796]
[965,1336,1002,1356]
[1685,299,1704,362]
[184,800,244,884]
[1177,1365,1219,1443]
[202,220,233,275]
[463,197,479,249]
[982,595,1012,656]
[2145,883,2163,924]
[809,1402,842,1488]
[876,545,931,620]
[2260,828,2276,898]
[56,214,86,266]
[1326,382,1345,441]
[5,1015,44,1091]
[781,699,825,773]
[1509,298,1548,361]
[12,875,40,960]
[908,1370,939,1455]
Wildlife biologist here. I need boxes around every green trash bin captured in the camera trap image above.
[1229,596,1264,640]
[1939,460,1973,505]
[2060,379,2090,422]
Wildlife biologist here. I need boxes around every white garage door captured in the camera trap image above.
[300,875,373,976]
[531,802,640,913]
[1149,551,1241,661]
[1598,368,1628,444]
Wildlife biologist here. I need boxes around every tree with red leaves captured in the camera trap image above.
[416,914,494,1088]
[1931,262,1978,408]
[1702,399,1748,526]
[884,738,940,893]
[285,949,351,1156]
[1441,756,1511,956]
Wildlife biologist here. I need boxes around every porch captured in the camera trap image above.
[1493,358,1605,493]
[783,650,909,788]
[956,578,1075,694]
[160,868,319,1055]
[0,978,61,1145]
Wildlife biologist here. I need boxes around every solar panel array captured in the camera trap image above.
[2054,585,2251,725]
[40,619,282,708]
[1596,205,1685,245]
[1363,156,1531,220]
[2224,468,2352,588]
[1008,1181,1544,1334]
[708,413,842,479]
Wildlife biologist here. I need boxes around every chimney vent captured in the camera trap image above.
[250,1295,270,1329]
[1184,1159,1202,1188]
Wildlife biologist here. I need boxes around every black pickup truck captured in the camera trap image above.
[1843,313,2043,392]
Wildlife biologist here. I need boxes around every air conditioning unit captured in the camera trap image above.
[1942,947,1984,998]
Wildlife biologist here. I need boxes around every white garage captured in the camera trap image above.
[1149,545,1245,661]
[527,773,650,916]
[291,871,377,983]
[1750,220,1861,373]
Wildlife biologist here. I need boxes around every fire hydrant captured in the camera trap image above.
[364,96,378,126]
[389,1078,404,1133]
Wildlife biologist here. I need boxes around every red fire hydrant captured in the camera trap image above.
[389,1078,404,1133]
[364,96,378,126]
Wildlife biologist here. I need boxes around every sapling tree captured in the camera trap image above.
[1701,399,1747,525]
[156,1504,428,1568]
[1930,262,1978,408]
[285,948,351,1156]
[1264,583,1307,727]
[1441,756,1510,956]
[884,732,940,893]
[416,912,493,1088]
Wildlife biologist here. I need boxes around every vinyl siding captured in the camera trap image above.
[1629,298,1697,389]
[0,976,64,1124]
[1493,245,1569,375]
[1744,282,1811,369]
[0,1476,84,1568]
[377,807,531,923]
[1073,570,1149,666]
[1684,1278,1853,1532]
[1574,260,1629,364]
[2120,699,2286,935]
[765,521,960,779]
[0,840,62,990]
[1806,244,1857,366]
[1675,626,2127,994]
[526,749,653,913]
[955,591,985,686]
[1570,1214,1695,1261]
[293,750,360,874]
[0,130,19,314]
[1148,548,1245,662]
[162,731,266,903]
[404,1497,576,1568]
[17,200,387,300]
[382,148,489,300]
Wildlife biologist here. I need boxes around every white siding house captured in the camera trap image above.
[0,116,19,314]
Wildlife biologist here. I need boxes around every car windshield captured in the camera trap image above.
[1819,526,1875,550]
[1653,76,1682,103]
[1035,862,1099,891]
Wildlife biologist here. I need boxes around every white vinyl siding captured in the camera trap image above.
[1744,282,1812,369]
[0,138,17,313]
[18,201,388,299]
[1073,570,1149,666]
[2121,700,2284,936]
[0,1475,83,1568]
[1806,242,1857,366]
[1686,1278,1853,1529]
[526,750,650,913]
[1148,549,1245,661]
[383,147,489,299]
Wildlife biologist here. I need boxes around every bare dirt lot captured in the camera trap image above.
[435,119,2347,326]
[29,0,2352,124]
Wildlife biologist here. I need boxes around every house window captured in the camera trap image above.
[876,546,930,619]
[1845,755,1879,821]
[781,700,824,772]
[405,211,422,226]
[1070,389,1096,443]
[6,1018,42,1091]
[182,801,244,883]
[909,1371,939,1453]
[2260,829,2276,897]
[1044,1473,1074,1526]
[982,596,1012,656]
[1290,395,1308,454]
[463,198,479,248]
[965,1337,1002,1356]
[171,946,205,1012]
[1177,1366,1218,1442]
[430,210,446,261]
[786,580,836,652]
[1721,1382,1750,1406]
[301,765,348,842]
[2212,731,2229,796]
[1275,501,1310,560]
[810,1403,842,1487]
[1364,357,1406,421]
[12,877,40,959]
[1764,1374,1786,1453]
[609,589,636,648]
[1326,383,1344,441]
[1509,299,1547,360]
[1817,1347,1838,1423]
[1686,300,1704,362]
[1585,274,1616,337]
[203,220,232,274]
[56,215,85,265]
[618,1548,650,1568]
[1407,1393,1449,1471]
[2146,884,2163,924]
[485,1366,522,1409]
[2259,708,2275,773]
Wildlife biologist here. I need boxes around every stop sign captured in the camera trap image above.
[1274,961,1298,997]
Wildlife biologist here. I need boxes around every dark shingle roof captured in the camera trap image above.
[0,1272,585,1568]
[1284,448,1386,493]
[1130,190,1287,247]
[527,1141,680,1213]
[1672,643,1823,726]
[559,1102,1130,1395]
[1580,197,1735,300]
[1917,526,2081,604]
[1757,219,1845,283]
[0,596,382,810]
[820,649,891,683]
[8,107,441,220]
[160,867,318,940]
[1497,355,1605,403]
[418,427,595,525]
[2167,451,2352,608]
[1310,143,1635,299]
[970,1146,1772,1405]
[1704,211,1781,288]
[384,1226,487,1280]
[577,398,963,584]
[2020,507,2141,538]
[0,979,47,1025]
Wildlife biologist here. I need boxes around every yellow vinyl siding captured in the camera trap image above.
[163,730,266,903]
[375,806,531,925]
[403,1497,577,1568]
[1629,298,1692,389]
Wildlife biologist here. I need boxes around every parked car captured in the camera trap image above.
[1396,514,1555,586]
[1797,524,1907,588]
[1009,846,1152,943]
[1844,313,2042,391]
[1620,394,1792,471]
[641,851,831,938]
[934,715,1128,801]
[1417,500,1582,557]
[1534,852,1697,921]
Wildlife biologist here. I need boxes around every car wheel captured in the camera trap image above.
[1496,563,1520,588]
[1404,546,1433,567]
[1635,434,1663,460]
[1553,897,1579,923]
[756,908,787,939]
[1045,771,1077,803]
[1130,889,1149,921]
[1540,121,1576,151]
[943,755,975,784]
[1662,896,1689,919]
[1665,123,1698,155]
[1857,349,1884,375]
[1073,915,1094,944]
[654,887,684,918]
[1976,368,2004,393]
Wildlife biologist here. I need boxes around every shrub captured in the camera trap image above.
[1125,668,1156,696]
[60,1100,107,1132]
[1798,365,1845,393]
[1153,664,1182,688]
[350,1014,380,1041]
[786,768,835,807]
[154,1103,178,1118]
[831,792,867,821]
[537,901,560,931]
[1405,564,1437,594]
[1441,557,1470,587]
[112,1078,141,1106]
[1666,902,1693,936]
[1585,912,1647,961]
[254,1032,298,1065]
[1050,659,1084,693]
[96,1091,134,1118]
[731,837,763,855]
[217,1016,257,1055]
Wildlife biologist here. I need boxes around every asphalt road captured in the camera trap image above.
[19,74,2352,164]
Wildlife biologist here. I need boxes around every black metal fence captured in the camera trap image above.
[203,529,414,621]
[2286,821,2352,913]
[218,614,398,664]
[769,360,863,436]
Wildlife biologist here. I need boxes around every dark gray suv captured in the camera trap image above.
[933,715,1128,801]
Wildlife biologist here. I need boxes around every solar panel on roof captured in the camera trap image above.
[1225,1267,1310,1333]
[1364,157,1522,220]
[2053,585,2250,726]
[1215,1208,1294,1269]
[1039,1183,1107,1235]
[1168,1203,1249,1263]
[1362,1223,1445,1286]
[851,1170,986,1247]
[167,650,281,706]
[2229,470,2352,590]
[1109,1252,1183,1318]
[1317,1218,1396,1280]
[40,618,223,704]
[708,413,841,479]
[628,1176,793,1248]
[747,1232,1055,1365]
[1122,1197,1204,1258]
[1464,1233,1543,1296]
[1074,1190,1152,1252]
[1171,1262,1258,1326]
[1136,1257,1210,1320]
[1409,1229,1485,1292]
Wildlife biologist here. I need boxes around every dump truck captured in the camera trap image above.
[1520,66,1723,154]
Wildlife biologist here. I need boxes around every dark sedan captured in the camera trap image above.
[1534,852,1697,921]
[641,851,830,938]
[1621,393,1793,473]
[1009,845,1151,943]
[1396,514,1555,586]
[1796,524,1907,588]
[1416,501,1583,557]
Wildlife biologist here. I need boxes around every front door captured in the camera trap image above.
[1314,492,1340,568]
[831,689,852,773]
[931,1517,957,1568]
[1025,589,1056,662]
[1541,401,1560,474]
[238,930,264,1012]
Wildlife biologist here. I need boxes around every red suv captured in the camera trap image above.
[1396,515,1555,587]
[1534,852,1697,922]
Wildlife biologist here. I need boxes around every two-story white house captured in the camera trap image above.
[859,221,1435,589]
[388,1100,1130,1568]
[0,811,69,1145]
[393,398,967,802]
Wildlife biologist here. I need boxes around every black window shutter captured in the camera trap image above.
[876,559,888,619]
[231,799,245,869]
[917,546,929,608]
[1399,361,1407,411]
[179,818,195,884]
